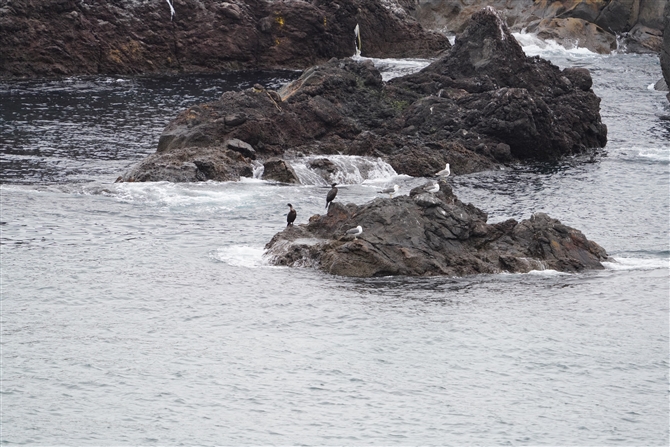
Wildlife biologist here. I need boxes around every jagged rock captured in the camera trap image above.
[262,158,300,184]
[264,179,609,277]
[120,8,607,182]
[0,0,450,78]
[386,7,608,159]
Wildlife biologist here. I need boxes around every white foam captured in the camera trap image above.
[354,56,432,81]
[620,146,670,164]
[526,269,570,276]
[291,155,398,186]
[635,148,670,163]
[512,31,599,60]
[496,268,568,278]
[113,181,257,211]
[211,245,266,268]
[603,257,670,271]
[362,173,412,186]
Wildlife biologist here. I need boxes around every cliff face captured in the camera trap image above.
[0,0,449,78]
[407,0,665,54]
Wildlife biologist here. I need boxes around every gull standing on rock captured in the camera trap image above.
[326,183,338,209]
[435,163,450,177]
[422,181,440,194]
[377,184,399,198]
[346,225,363,240]
[286,203,297,227]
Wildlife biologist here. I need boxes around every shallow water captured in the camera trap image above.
[1,43,668,445]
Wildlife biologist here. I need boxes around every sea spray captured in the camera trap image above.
[290,155,397,186]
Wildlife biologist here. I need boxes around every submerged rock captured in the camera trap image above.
[119,8,607,183]
[264,179,609,277]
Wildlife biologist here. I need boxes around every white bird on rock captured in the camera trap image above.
[435,163,450,177]
[346,225,363,240]
[422,181,439,194]
[377,184,399,197]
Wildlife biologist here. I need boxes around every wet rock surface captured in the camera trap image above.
[0,0,449,79]
[264,179,609,277]
[262,158,300,184]
[119,8,607,183]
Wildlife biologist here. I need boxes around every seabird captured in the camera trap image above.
[377,184,399,197]
[346,225,363,240]
[286,203,296,227]
[435,163,450,177]
[422,181,440,194]
[326,183,338,209]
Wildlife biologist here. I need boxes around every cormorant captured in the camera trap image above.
[326,183,338,209]
[286,203,297,227]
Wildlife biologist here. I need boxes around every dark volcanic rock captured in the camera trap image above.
[119,146,254,182]
[262,158,300,184]
[264,179,609,277]
[386,7,608,160]
[0,0,450,78]
[119,7,606,182]
[227,138,256,159]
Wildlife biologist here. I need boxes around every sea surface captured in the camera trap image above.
[1,36,669,445]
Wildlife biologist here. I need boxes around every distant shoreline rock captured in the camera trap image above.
[118,8,607,183]
[404,0,665,55]
[264,178,609,277]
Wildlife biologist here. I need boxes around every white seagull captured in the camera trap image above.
[435,163,450,177]
[422,181,440,194]
[346,225,363,240]
[377,184,399,197]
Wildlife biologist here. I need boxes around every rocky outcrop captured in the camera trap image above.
[264,178,609,277]
[0,0,449,79]
[405,0,665,54]
[119,8,607,183]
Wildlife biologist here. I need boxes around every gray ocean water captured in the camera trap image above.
[1,37,669,445]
